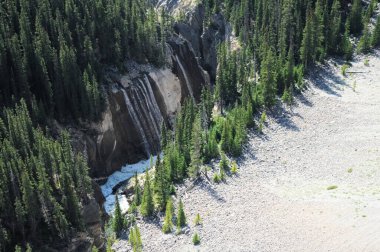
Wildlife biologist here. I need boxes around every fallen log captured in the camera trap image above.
[346,71,369,73]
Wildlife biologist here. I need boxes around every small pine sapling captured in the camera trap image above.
[194,213,202,226]
[192,232,201,245]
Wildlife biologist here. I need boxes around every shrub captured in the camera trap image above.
[213,173,221,183]
[281,88,293,105]
[364,59,369,66]
[192,232,201,245]
[219,168,226,182]
[327,185,338,190]
[341,64,350,76]
[169,184,176,195]
[219,152,230,171]
[231,161,238,175]
[258,112,267,133]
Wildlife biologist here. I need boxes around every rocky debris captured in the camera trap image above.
[113,51,380,251]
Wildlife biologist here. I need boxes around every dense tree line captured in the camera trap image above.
[0,0,166,122]
[205,0,379,103]
[0,100,93,250]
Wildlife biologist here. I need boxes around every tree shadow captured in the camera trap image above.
[142,214,163,229]
[267,103,300,132]
[196,179,226,203]
[295,92,313,107]
[308,63,347,97]
[250,129,270,141]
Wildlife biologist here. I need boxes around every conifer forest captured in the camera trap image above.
[1,0,380,251]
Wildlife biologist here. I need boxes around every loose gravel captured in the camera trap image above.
[114,51,380,252]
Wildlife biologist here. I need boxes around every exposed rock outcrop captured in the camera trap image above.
[173,4,229,81]
[86,34,210,178]
[81,198,105,250]
[80,3,232,178]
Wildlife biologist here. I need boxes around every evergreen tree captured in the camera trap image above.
[113,194,124,236]
[133,173,142,206]
[140,171,154,217]
[219,153,229,172]
[194,213,202,226]
[162,199,174,233]
[372,15,380,47]
[328,0,342,54]
[189,113,202,178]
[153,155,168,211]
[192,232,200,245]
[358,25,372,54]
[301,13,315,68]
[350,0,363,35]
[160,122,168,150]
[260,47,277,106]
[341,20,353,61]
[176,199,187,229]
[129,225,142,252]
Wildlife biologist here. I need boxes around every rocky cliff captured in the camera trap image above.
[84,37,209,178]
[62,3,230,250]
[81,4,229,178]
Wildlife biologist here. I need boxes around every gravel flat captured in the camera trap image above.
[114,51,380,252]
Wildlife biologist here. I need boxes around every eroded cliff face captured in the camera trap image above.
[83,3,228,178]
[87,34,210,177]
[173,4,230,82]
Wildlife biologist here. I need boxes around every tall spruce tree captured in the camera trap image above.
[372,15,380,47]
[133,173,142,206]
[153,155,168,211]
[140,171,154,217]
[341,20,353,61]
[162,198,174,233]
[189,113,203,178]
[113,194,124,236]
[350,0,363,35]
[177,199,187,229]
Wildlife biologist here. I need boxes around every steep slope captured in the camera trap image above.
[114,52,380,251]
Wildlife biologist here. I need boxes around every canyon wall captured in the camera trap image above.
[82,3,228,178]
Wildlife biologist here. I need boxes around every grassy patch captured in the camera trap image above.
[327,185,338,190]
[347,168,353,173]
